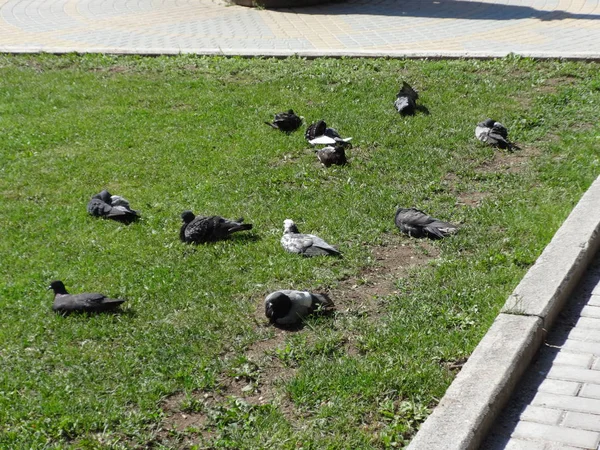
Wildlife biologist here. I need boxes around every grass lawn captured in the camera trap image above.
[0,54,599,449]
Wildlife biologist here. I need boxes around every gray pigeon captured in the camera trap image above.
[394,82,419,115]
[316,144,347,167]
[395,208,458,239]
[265,110,303,133]
[265,290,334,326]
[281,219,341,257]
[180,211,253,244]
[48,280,126,314]
[87,190,139,223]
[305,120,352,147]
[475,118,516,150]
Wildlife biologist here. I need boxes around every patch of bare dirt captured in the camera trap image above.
[475,145,542,175]
[456,191,490,207]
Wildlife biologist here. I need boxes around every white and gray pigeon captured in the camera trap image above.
[48,280,126,314]
[394,81,419,115]
[264,290,334,325]
[281,219,341,257]
[316,144,347,167]
[305,120,352,147]
[475,118,516,150]
[180,210,253,244]
[395,208,458,239]
[87,190,139,223]
[265,109,303,133]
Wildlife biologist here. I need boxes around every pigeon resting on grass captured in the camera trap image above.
[305,120,352,147]
[316,144,347,167]
[48,280,126,314]
[394,82,419,115]
[265,290,334,326]
[265,110,303,133]
[87,190,139,223]
[281,219,341,257]
[180,211,253,244]
[475,118,517,150]
[395,208,458,239]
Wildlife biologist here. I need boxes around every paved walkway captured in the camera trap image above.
[484,253,600,450]
[0,0,600,58]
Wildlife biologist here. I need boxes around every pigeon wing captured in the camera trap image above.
[302,234,341,256]
[87,198,113,217]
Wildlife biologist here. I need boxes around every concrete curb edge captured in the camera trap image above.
[407,175,600,450]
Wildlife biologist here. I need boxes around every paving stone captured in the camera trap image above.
[574,316,600,329]
[562,411,600,432]
[538,378,581,396]
[533,391,600,415]
[520,405,562,425]
[588,294,600,306]
[579,383,600,400]
[568,328,600,343]
[547,366,600,385]
[581,305,600,319]
[561,340,600,356]
[551,351,593,368]
[512,421,600,448]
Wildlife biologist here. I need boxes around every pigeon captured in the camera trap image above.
[265,110,303,133]
[265,290,334,326]
[395,208,458,239]
[281,219,341,257]
[475,118,517,150]
[180,211,253,244]
[394,82,419,115]
[316,144,347,167]
[87,190,139,223]
[48,280,126,314]
[305,120,352,147]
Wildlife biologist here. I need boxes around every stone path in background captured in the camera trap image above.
[484,253,600,450]
[0,0,599,58]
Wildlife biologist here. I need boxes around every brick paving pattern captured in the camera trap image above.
[0,0,599,57]
[484,254,600,449]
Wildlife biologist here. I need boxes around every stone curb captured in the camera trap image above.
[408,175,600,450]
[1,47,600,61]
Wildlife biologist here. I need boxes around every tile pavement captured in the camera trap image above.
[484,254,600,449]
[0,0,599,57]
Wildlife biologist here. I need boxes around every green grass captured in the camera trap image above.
[0,54,599,449]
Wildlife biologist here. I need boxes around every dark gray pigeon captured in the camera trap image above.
[87,190,139,223]
[180,211,253,244]
[265,110,303,133]
[281,219,341,257]
[394,82,419,115]
[475,118,517,150]
[305,120,352,147]
[265,290,334,326]
[316,144,347,167]
[48,280,126,314]
[395,208,458,239]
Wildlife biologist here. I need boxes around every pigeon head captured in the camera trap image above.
[98,190,112,203]
[181,210,196,223]
[481,118,496,128]
[265,292,292,322]
[48,280,68,294]
[283,219,300,234]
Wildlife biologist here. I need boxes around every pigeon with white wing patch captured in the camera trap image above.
[280,219,341,257]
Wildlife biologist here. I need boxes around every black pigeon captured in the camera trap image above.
[87,190,139,223]
[394,82,419,115]
[48,280,126,314]
[281,219,341,257]
[475,118,517,150]
[265,290,334,326]
[305,120,352,147]
[395,208,458,239]
[180,211,253,244]
[265,110,303,133]
[316,144,347,167]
